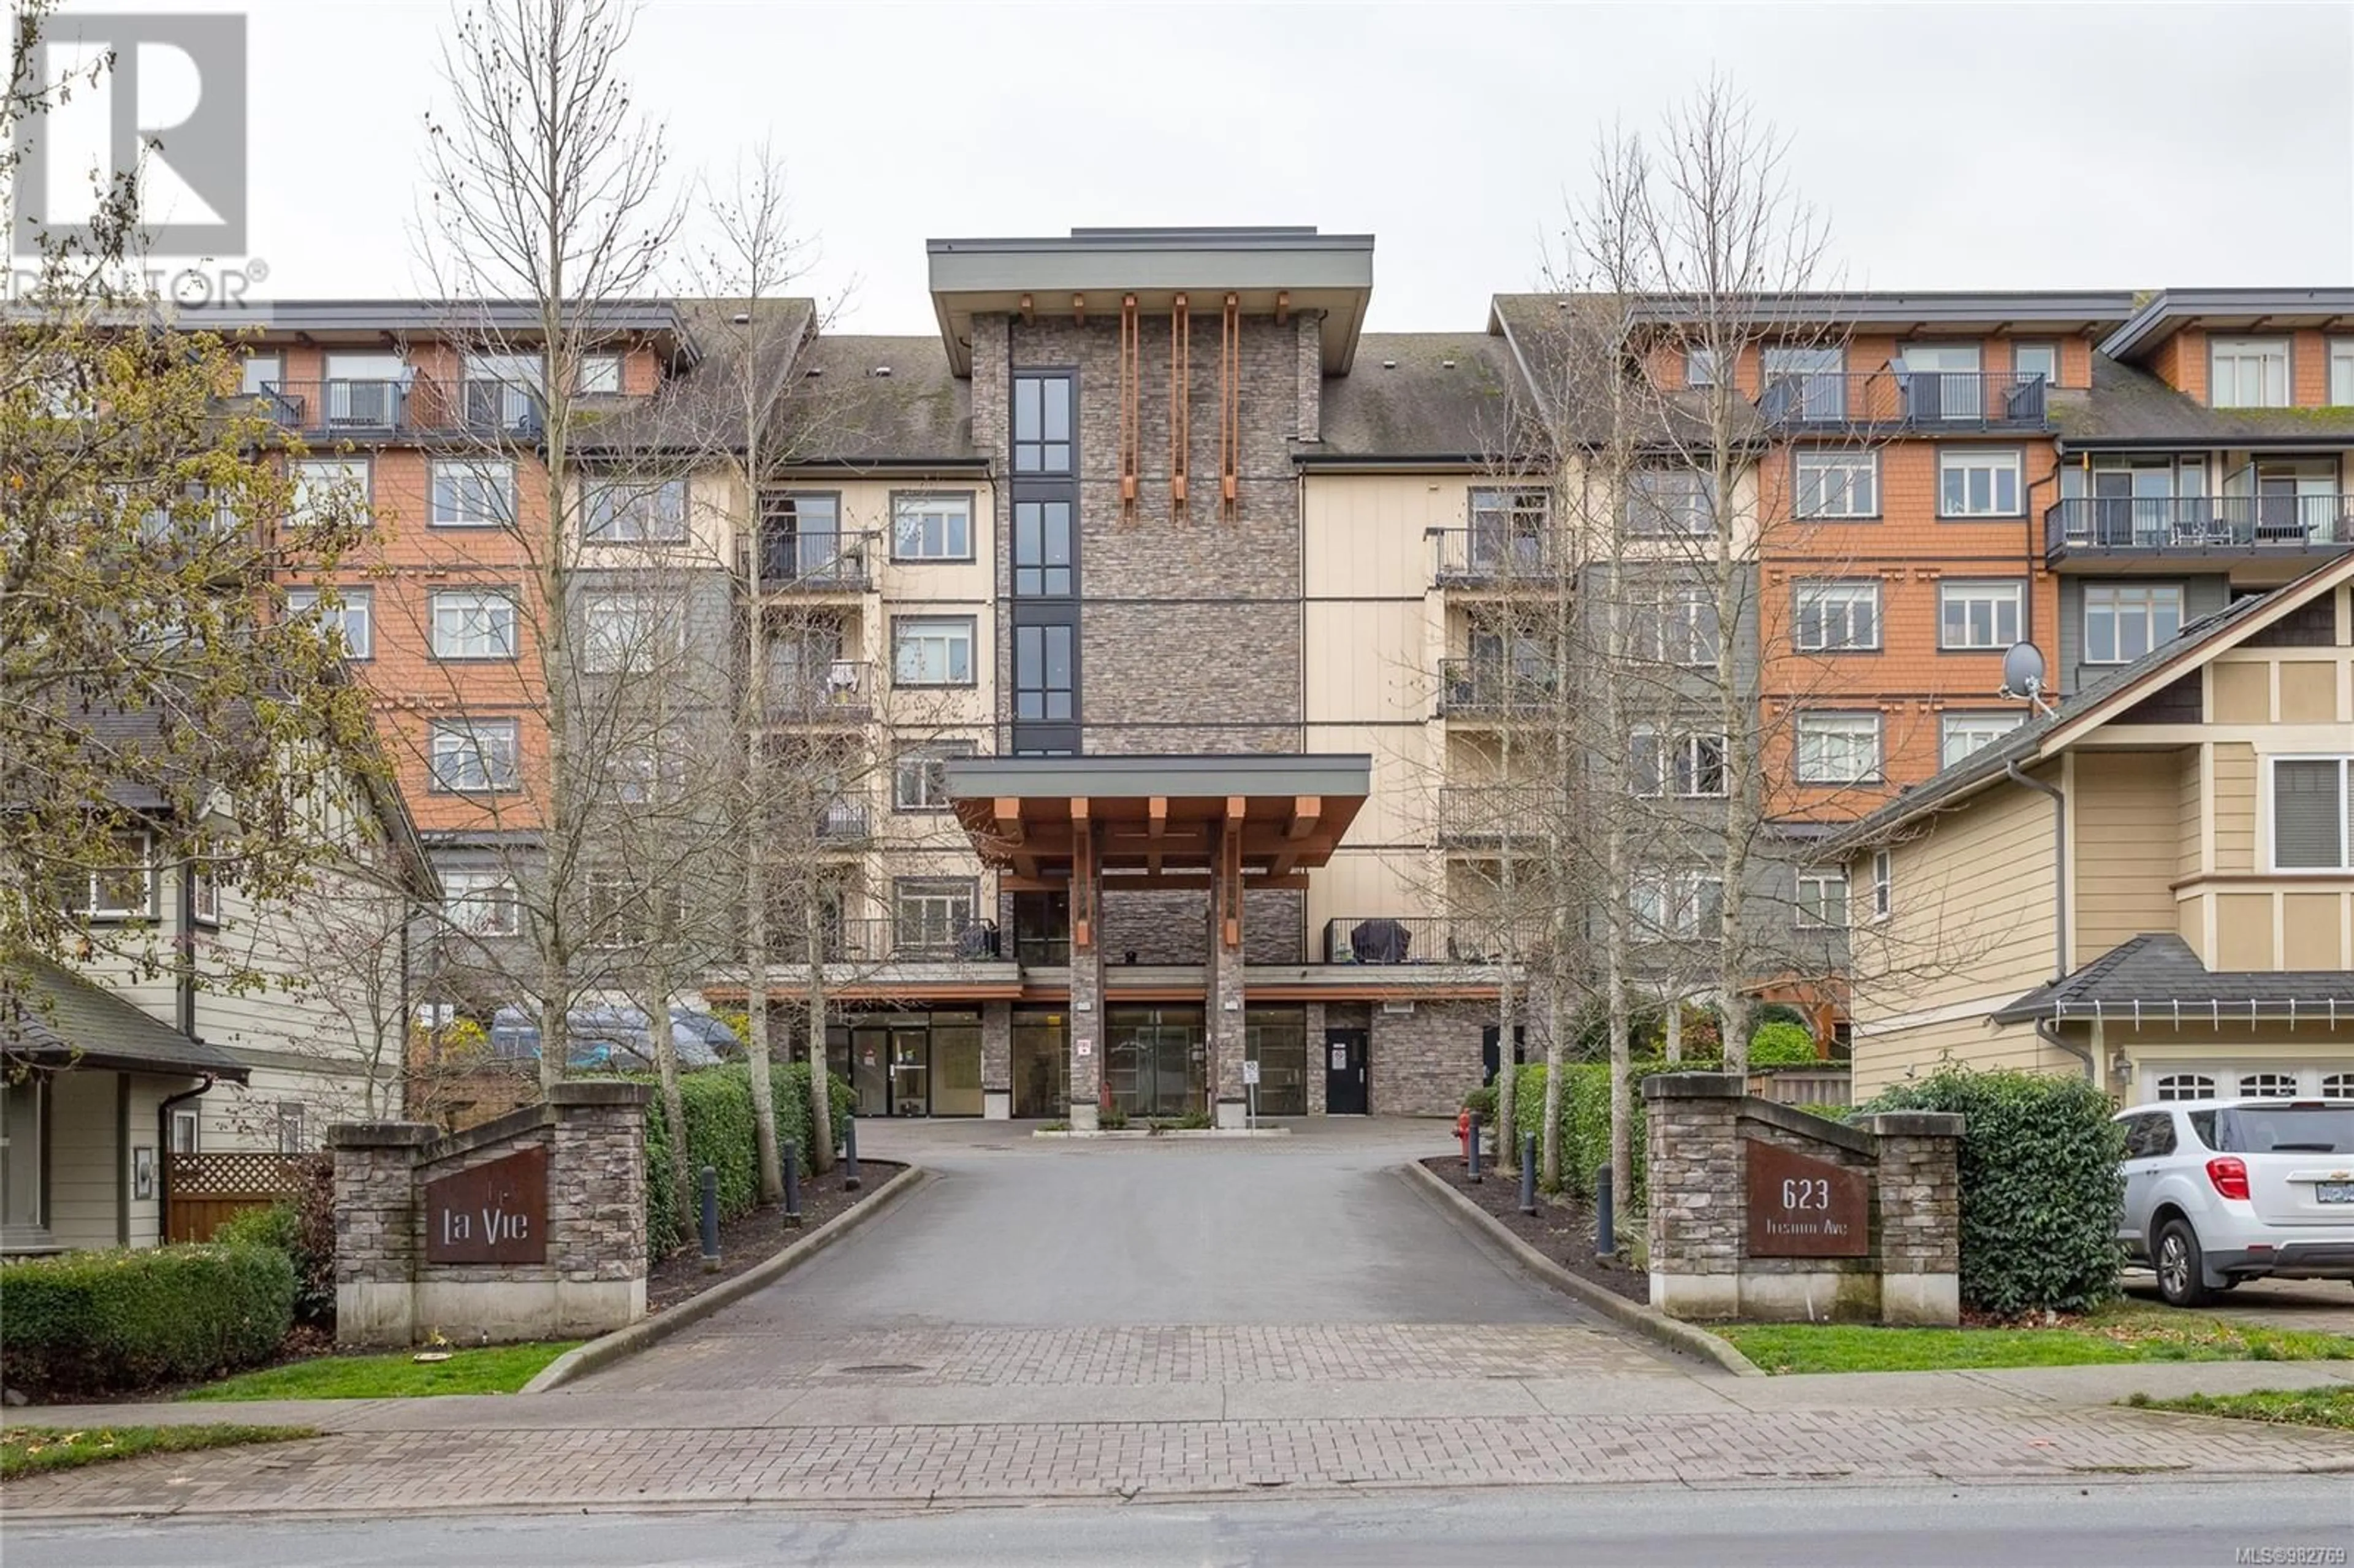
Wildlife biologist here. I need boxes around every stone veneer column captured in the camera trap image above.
[1640,1073,1746,1320]
[1861,1111,1967,1326]
[327,1122,433,1347]
[981,1001,1013,1120]
[1208,881,1248,1128]
[541,1081,650,1334]
[1068,818,1105,1132]
[1303,1002,1328,1115]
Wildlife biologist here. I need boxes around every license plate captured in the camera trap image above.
[2318,1182,2354,1204]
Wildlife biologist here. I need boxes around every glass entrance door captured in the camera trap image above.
[888,1028,930,1116]
[1105,1007,1205,1118]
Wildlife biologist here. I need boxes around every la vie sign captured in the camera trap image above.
[424,1146,550,1265]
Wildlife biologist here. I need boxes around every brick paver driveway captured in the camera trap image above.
[584,1116,1680,1392]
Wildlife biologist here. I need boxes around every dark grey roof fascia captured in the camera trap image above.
[3,958,251,1081]
[1498,290,2139,330]
[177,297,697,346]
[1990,933,2354,1024]
[2101,287,2354,360]
[1291,451,1490,469]
[945,753,1373,801]
[775,455,992,472]
[929,227,1374,256]
[2056,433,2354,453]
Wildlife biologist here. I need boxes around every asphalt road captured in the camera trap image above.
[10,1478,2349,1567]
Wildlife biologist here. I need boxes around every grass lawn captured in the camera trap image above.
[1716,1304,2354,1376]
[2127,1387,2354,1432]
[2,1423,316,1480]
[179,1341,579,1402]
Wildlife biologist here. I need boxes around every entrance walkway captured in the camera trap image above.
[582,1117,1680,1394]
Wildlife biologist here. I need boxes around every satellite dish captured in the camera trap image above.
[1998,641,2052,714]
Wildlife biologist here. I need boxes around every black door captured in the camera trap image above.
[1480,1024,1528,1087]
[1325,1028,1368,1115]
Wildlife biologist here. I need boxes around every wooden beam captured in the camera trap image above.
[1073,292,1086,325]
[1094,872,1312,892]
[993,798,1026,844]
[1070,800,1094,954]
[1286,796,1320,839]
[1275,289,1290,327]
[1147,796,1167,875]
[1019,292,1035,325]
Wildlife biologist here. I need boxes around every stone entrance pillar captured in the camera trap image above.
[1067,805,1105,1130]
[1209,805,1248,1127]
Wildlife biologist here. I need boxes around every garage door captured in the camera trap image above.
[2146,1065,2354,1102]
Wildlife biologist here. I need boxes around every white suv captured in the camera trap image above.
[2113,1098,2354,1306]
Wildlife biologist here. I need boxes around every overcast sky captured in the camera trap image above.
[47,0,2354,332]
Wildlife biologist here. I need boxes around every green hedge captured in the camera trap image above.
[209,1159,335,1328]
[1747,1022,1819,1066]
[1510,1057,1718,1208]
[0,1244,295,1399]
[642,1062,859,1255]
[1861,1067,2125,1316]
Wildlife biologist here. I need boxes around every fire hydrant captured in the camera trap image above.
[1455,1108,1472,1165]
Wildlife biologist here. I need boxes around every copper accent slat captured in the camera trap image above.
[1119,294,1139,510]
[1220,292,1241,518]
[1170,292,1190,509]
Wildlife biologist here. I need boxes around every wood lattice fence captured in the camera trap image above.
[166,1152,326,1243]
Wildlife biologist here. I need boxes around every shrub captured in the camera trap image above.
[0,1244,295,1398]
[1460,1084,1497,1119]
[210,1163,335,1328]
[1861,1067,2125,1316]
[1790,1102,1853,1124]
[641,1060,861,1254]
[1513,1057,1723,1209]
[1099,1108,1130,1130]
[1175,1109,1213,1131]
[1746,1022,1821,1067]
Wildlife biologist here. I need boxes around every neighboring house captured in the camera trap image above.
[1829,554,2354,1106]
[1,724,438,1254]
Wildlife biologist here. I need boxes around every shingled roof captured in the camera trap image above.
[2,957,249,1081]
[2053,352,2354,450]
[1990,932,2354,1024]
[1306,333,1520,463]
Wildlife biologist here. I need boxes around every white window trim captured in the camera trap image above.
[2263,753,2354,874]
[2082,583,2185,667]
[1870,849,1893,922]
[428,588,519,662]
[1793,580,1881,653]
[1937,449,2025,519]
[1796,712,1884,786]
[441,869,522,938]
[892,617,977,687]
[429,719,521,794]
[290,457,370,528]
[2329,340,2354,407]
[2210,336,2291,410]
[1937,579,2027,651]
[74,832,156,920]
[1795,870,1849,930]
[891,492,976,563]
[583,476,688,544]
[1939,710,2025,768]
[430,460,516,529]
[1792,449,1880,519]
[286,584,375,661]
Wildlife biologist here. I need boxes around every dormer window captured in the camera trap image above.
[2211,337,2290,408]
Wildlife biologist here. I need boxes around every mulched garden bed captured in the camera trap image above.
[1421,1154,1648,1304]
[644,1160,902,1314]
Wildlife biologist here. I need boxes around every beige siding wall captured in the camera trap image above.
[2212,743,2257,874]
[2071,750,2185,966]
[1851,1014,2070,1100]
[44,1072,173,1250]
[2177,746,2204,883]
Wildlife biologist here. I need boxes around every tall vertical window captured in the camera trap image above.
[1793,581,1880,652]
[1871,849,1892,921]
[2269,757,2354,871]
[2211,337,2291,409]
[1794,451,1878,518]
[1015,624,1075,721]
[2331,341,2354,406]
[1938,580,2025,650]
[285,585,373,660]
[1012,373,1073,474]
[1013,500,1073,595]
[2082,584,2184,665]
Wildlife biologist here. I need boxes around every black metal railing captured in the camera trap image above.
[259,378,546,438]
[2044,495,2354,557]
[760,530,876,591]
[1321,916,1525,965]
[763,660,874,723]
[1436,785,1545,850]
[1436,657,1562,718]
[815,798,872,841]
[1758,370,2049,431]
[775,916,1004,965]
[1431,528,1564,587]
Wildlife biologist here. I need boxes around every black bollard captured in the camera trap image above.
[1467,1113,1483,1184]
[699,1164,720,1272]
[1595,1162,1616,1258]
[781,1138,803,1228]
[843,1117,861,1191]
[1520,1133,1538,1216]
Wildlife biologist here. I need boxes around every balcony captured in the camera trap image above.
[1436,658,1561,720]
[777,917,1005,966]
[259,378,546,440]
[2044,496,2354,564]
[1431,528,1563,589]
[1436,785,1545,854]
[814,797,872,843]
[760,530,877,593]
[763,660,874,725]
[1758,370,2049,433]
[1321,916,1517,965]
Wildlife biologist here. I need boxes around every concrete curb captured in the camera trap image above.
[1401,1159,1762,1379]
[522,1164,931,1394]
[1031,1128,1292,1140]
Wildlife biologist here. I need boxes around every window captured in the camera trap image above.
[240,354,280,397]
[1940,711,2024,767]
[1870,849,1892,921]
[2013,342,2059,386]
[1632,584,1720,665]
[2082,584,2183,665]
[582,593,666,675]
[1630,729,1726,797]
[1626,469,1716,536]
[1013,500,1073,596]
[1012,373,1073,474]
[429,590,517,661]
[894,877,977,954]
[2211,337,2290,409]
[893,617,974,686]
[62,834,154,918]
[429,718,520,793]
[189,864,220,926]
[2155,1073,2215,1103]
[1762,345,1845,421]
[2323,1072,2354,1098]
[1902,343,1984,421]
[322,352,406,426]
[892,493,973,561]
[895,742,977,812]
[2270,756,2354,871]
[170,1108,200,1153]
[2331,342,2354,407]
[1797,713,1883,785]
[442,869,520,937]
[1938,580,2025,650]
[1470,488,1552,573]
[1793,581,1880,652]
[1795,870,1848,929]
[276,1103,307,1156]
[430,460,514,528]
[286,585,373,660]
[1938,450,2023,517]
[577,353,622,395]
[460,353,542,431]
[2121,1113,2177,1160]
[1685,346,1726,388]
[587,870,645,948]
[289,457,367,527]
[1629,868,1723,939]
[582,477,687,544]
[600,740,683,806]
[1794,451,1878,519]
[1015,623,1075,721]
[2239,1073,2299,1100]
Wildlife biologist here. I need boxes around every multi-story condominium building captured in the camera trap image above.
[229,249,2354,1122]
